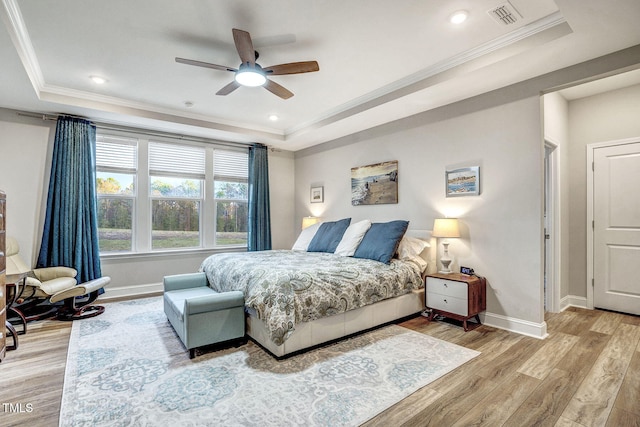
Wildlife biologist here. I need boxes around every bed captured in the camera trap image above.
[199,220,434,357]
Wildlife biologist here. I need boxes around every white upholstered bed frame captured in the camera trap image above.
[246,230,435,358]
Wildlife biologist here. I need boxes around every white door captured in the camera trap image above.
[593,142,640,315]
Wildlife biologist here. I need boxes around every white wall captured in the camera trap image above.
[567,83,640,298]
[295,93,546,334]
[0,110,54,264]
[0,109,296,299]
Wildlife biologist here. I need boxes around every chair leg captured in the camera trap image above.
[55,290,105,321]
[56,304,105,321]
[5,321,18,351]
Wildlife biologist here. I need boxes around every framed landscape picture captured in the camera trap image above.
[351,160,398,205]
[310,186,324,203]
[446,166,480,197]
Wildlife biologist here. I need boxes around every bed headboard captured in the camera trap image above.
[404,229,437,274]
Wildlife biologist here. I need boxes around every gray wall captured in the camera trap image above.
[295,94,546,327]
[567,83,640,298]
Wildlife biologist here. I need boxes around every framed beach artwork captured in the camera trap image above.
[310,186,324,203]
[446,166,480,197]
[351,160,398,206]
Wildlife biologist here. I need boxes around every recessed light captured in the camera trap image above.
[449,10,468,24]
[268,114,279,121]
[90,75,107,84]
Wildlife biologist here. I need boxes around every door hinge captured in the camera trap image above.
[592,278,595,287]
[592,162,594,171]
[592,220,594,229]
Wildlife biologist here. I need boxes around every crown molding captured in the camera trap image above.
[2,0,568,146]
[1,0,44,91]
[285,11,569,138]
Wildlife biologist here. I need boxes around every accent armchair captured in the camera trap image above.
[6,237,77,321]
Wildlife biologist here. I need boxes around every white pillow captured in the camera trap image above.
[397,236,430,259]
[292,223,321,251]
[397,236,430,272]
[334,219,372,256]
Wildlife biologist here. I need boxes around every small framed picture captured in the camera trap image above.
[310,186,324,203]
[446,166,480,197]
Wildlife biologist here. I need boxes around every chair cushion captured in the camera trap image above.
[28,276,77,296]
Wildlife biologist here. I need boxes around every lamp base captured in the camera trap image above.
[439,257,453,274]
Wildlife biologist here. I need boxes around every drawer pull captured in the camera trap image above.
[443,299,447,303]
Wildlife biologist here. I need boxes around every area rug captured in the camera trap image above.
[60,297,479,427]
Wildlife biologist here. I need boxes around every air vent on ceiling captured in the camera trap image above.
[487,1,523,26]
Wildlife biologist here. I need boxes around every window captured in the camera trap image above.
[214,150,248,246]
[95,130,249,254]
[149,142,204,250]
[96,135,137,252]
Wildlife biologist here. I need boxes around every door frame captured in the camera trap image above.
[544,139,560,313]
[586,136,640,310]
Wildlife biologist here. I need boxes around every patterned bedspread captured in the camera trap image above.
[199,250,424,345]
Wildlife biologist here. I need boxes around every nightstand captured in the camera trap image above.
[425,272,486,331]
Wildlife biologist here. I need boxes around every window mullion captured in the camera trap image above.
[137,138,151,252]
[204,146,215,247]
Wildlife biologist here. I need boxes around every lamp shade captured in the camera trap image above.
[432,218,460,238]
[302,216,320,230]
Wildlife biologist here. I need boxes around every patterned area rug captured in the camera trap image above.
[60,297,479,426]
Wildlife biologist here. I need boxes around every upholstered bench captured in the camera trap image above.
[163,272,245,358]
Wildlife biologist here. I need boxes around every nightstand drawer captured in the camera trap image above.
[427,277,468,299]
[426,292,468,316]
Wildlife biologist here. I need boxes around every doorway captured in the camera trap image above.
[544,140,560,313]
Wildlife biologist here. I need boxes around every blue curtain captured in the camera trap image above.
[37,116,102,283]
[247,143,272,251]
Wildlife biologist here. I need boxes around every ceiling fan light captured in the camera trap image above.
[235,69,266,87]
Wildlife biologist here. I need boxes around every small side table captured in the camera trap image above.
[425,272,486,331]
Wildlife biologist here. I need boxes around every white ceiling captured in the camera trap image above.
[1,0,640,151]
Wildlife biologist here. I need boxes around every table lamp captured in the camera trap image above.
[302,216,320,230]
[432,218,460,274]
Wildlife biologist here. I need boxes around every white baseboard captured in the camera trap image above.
[480,312,548,339]
[97,287,551,341]
[560,295,588,311]
[100,282,163,301]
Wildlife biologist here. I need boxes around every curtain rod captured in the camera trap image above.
[15,111,258,150]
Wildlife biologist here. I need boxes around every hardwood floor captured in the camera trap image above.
[1,307,639,427]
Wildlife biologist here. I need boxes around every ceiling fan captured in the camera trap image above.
[176,28,319,99]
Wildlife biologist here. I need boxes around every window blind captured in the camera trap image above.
[96,135,137,172]
[149,141,205,179]
[214,149,248,180]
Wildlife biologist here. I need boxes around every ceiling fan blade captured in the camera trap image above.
[232,28,256,66]
[175,57,236,72]
[263,79,294,99]
[263,61,319,75]
[216,81,241,96]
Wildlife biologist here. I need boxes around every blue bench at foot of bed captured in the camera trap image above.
[163,272,245,359]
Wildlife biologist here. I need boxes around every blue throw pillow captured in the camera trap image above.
[307,218,352,253]
[353,220,409,264]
